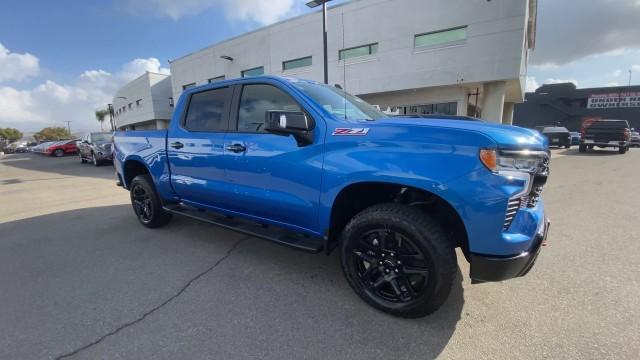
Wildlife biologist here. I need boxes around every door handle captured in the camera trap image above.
[226,144,247,153]
[170,142,184,149]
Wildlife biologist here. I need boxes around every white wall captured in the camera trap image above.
[169,0,533,107]
[113,72,172,129]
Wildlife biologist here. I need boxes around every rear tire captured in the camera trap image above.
[80,153,87,163]
[339,203,456,318]
[54,149,65,157]
[129,175,172,228]
[578,144,587,153]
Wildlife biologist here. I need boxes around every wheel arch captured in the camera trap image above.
[326,181,470,260]
[122,159,151,189]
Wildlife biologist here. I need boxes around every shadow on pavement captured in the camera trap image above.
[0,153,115,180]
[0,205,463,359]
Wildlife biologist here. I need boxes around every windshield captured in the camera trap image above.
[292,82,386,121]
[92,133,113,142]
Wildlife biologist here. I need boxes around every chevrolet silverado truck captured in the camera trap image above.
[114,76,551,318]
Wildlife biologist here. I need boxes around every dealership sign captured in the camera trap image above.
[587,92,640,109]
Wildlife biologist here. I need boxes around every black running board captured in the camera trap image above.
[163,204,324,254]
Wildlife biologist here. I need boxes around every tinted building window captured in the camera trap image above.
[184,88,229,132]
[283,56,312,71]
[339,43,378,60]
[415,26,467,48]
[208,76,225,83]
[237,84,301,132]
[241,67,264,77]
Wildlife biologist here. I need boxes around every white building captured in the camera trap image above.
[113,72,173,130]
[167,0,537,124]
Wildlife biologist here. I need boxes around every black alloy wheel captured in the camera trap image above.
[129,175,172,228]
[351,229,430,304]
[340,203,456,318]
[131,183,154,224]
[54,149,65,157]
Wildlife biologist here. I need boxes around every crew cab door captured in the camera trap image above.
[222,81,324,233]
[167,85,232,208]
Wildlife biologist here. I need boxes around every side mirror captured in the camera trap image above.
[265,111,314,146]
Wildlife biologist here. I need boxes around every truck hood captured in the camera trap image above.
[373,117,548,150]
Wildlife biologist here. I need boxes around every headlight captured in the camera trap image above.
[479,149,545,174]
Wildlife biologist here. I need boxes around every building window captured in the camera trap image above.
[401,102,457,116]
[339,43,378,60]
[414,26,467,49]
[283,56,312,71]
[128,103,132,110]
[136,99,142,107]
[182,82,196,90]
[208,76,225,83]
[241,67,264,78]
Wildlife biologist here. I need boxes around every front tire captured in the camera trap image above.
[619,146,628,154]
[340,203,457,318]
[54,149,65,157]
[578,144,587,153]
[92,152,100,166]
[129,175,172,228]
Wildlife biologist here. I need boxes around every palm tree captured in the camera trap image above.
[95,109,110,130]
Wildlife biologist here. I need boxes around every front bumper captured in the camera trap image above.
[470,217,550,282]
[94,150,113,161]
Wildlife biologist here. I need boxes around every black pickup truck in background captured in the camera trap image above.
[579,119,631,154]
[536,126,571,148]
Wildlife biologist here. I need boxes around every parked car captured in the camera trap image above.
[569,131,581,145]
[579,119,631,154]
[535,126,571,148]
[44,139,78,157]
[33,141,56,154]
[629,129,640,148]
[77,132,114,166]
[114,76,550,318]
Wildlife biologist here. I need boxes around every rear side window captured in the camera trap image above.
[184,87,230,132]
[591,120,629,129]
[237,84,301,132]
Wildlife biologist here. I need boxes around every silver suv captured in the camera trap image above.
[78,132,113,166]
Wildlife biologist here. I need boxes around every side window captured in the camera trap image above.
[183,87,229,132]
[237,84,301,132]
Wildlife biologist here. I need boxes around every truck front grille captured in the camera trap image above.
[503,153,550,230]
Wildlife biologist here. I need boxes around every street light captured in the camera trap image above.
[306,0,333,84]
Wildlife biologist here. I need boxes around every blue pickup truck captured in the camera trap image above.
[114,76,550,318]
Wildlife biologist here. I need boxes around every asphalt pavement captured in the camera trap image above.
[0,149,638,359]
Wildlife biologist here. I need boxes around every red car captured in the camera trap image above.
[45,140,78,157]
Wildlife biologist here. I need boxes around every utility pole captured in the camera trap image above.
[306,0,333,84]
[629,69,632,87]
[64,121,72,136]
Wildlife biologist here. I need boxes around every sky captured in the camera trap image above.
[0,0,639,134]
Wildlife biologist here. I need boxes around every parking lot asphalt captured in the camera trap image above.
[1,149,639,360]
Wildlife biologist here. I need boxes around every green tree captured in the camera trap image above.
[0,128,23,142]
[33,127,71,142]
[95,109,110,131]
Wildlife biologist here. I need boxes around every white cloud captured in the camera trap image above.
[606,81,620,87]
[0,57,169,133]
[116,0,297,25]
[117,58,169,81]
[531,0,640,66]
[544,78,579,87]
[613,69,623,77]
[526,76,540,92]
[632,64,640,72]
[0,43,40,83]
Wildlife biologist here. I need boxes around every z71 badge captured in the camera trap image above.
[332,128,370,136]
